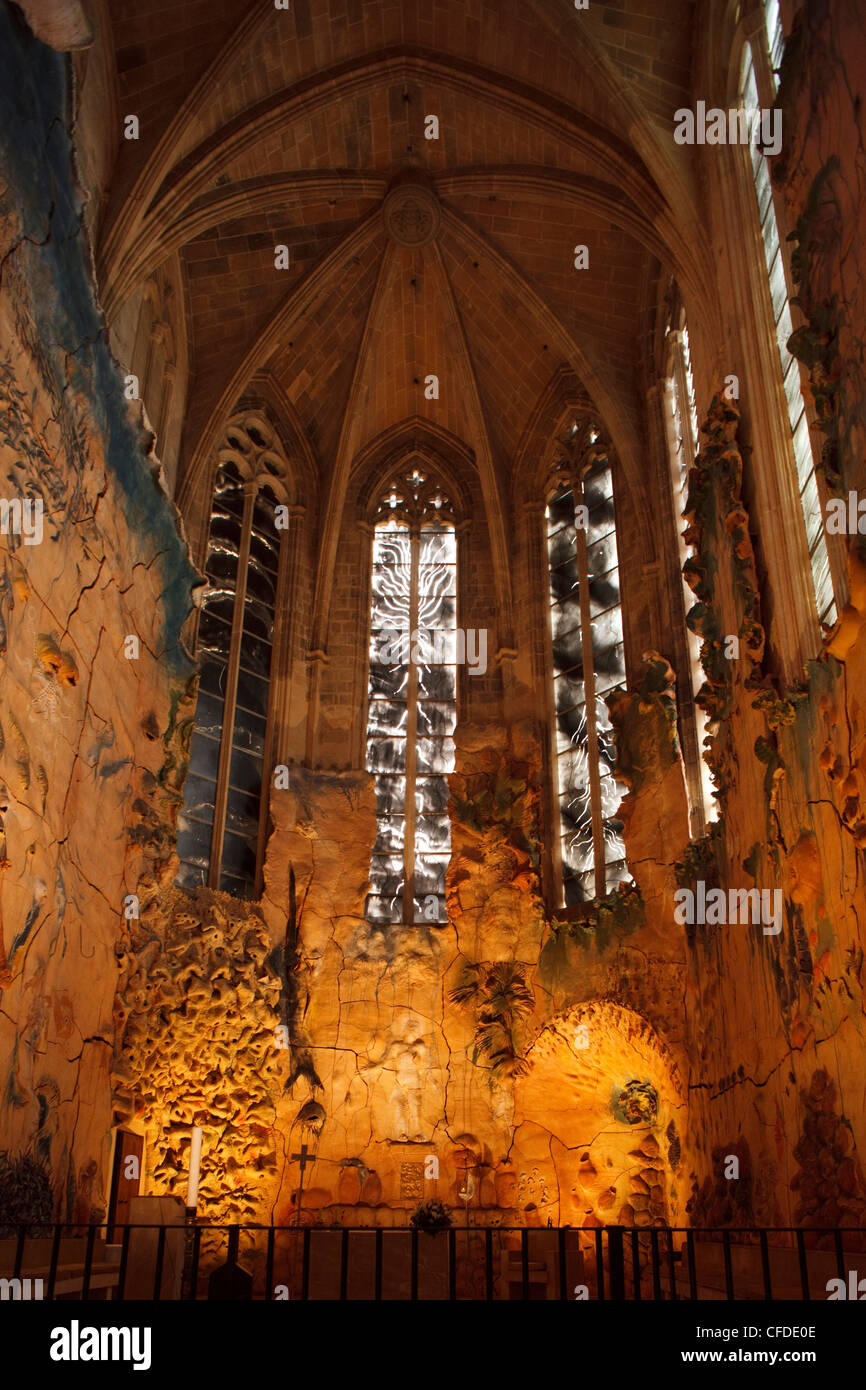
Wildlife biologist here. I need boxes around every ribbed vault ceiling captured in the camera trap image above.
[98,0,707,515]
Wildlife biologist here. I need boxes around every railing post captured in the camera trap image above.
[13,1225,25,1281]
[265,1227,275,1301]
[650,1228,662,1300]
[607,1226,626,1300]
[374,1228,383,1301]
[722,1229,734,1300]
[796,1229,810,1301]
[760,1229,772,1300]
[152,1224,166,1301]
[686,1229,698,1300]
[117,1224,131,1301]
[82,1223,97,1301]
[301,1228,311,1300]
[340,1228,349,1301]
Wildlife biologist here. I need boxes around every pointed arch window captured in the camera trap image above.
[177,417,289,899]
[739,14,836,629]
[365,468,457,926]
[546,428,630,905]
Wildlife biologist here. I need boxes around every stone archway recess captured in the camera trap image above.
[511,1000,687,1230]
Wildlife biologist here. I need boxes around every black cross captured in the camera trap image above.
[291,1144,312,1225]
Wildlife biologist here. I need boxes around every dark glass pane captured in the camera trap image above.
[375,775,405,815]
[416,702,456,736]
[188,732,221,782]
[190,689,225,742]
[586,529,618,575]
[415,855,448,896]
[366,738,406,774]
[420,531,456,568]
[199,593,235,627]
[238,629,272,678]
[547,485,574,529]
[418,592,457,630]
[225,785,260,838]
[249,526,279,577]
[368,661,410,700]
[219,828,257,884]
[240,594,274,642]
[583,466,613,511]
[197,607,232,652]
[549,559,580,604]
[602,821,627,865]
[198,658,228,700]
[551,599,582,642]
[365,893,401,925]
[561,822,594,875]
[593,643,625,693]
[556,703,586,752]
[369,854,403,899]
[588,570,620,617]
[179,773,217,822]
[564,869,595,905]
[230,706,266,756]
[375,816,405,853]
[416,814,451,852]
[235,668,269,718]
[177,819,213,871]
[604,858,629,894]
[206,545,241,588]
[560,781,592,831]
[415,777,449,814]
[412,628,457,664]
[228,745,263,796]
[548,525,577,572]
[591,607,624,658]
[417,664,455,702]
[367,699,408,737]
[416,737,455,775]
[555,672,585,713]
[552,627,584,675]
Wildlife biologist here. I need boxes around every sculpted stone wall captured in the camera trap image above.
[678,388,866,1230]
[123,684,691,1231]
[0,10,196,1220]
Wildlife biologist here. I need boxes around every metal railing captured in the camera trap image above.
[0,1223,862,1300]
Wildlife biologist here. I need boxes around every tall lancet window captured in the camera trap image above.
[665,313,716,826]
[365,468,457,927]
[740,15,836,629]
[546,427,630,905]
[177,415,288,899]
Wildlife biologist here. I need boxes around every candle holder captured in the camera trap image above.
[180,1204,198,1301]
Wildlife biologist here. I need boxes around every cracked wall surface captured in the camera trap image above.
[0,5,196,1218]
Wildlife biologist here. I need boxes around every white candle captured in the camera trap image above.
[186,1126,203,1208]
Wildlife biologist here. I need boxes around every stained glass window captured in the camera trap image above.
[365,468,456,926]
[740,32,836,629]
[546,436,630,905]
[177,418,286,899]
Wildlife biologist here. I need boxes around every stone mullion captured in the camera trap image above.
[209,479,257,889]
[529,496,566,913]
[402,529,421,927]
